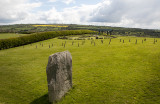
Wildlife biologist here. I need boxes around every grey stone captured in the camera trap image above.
[46,51,72,102]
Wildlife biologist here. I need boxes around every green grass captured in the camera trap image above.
[0,33,28,39]
[0,36,160,104]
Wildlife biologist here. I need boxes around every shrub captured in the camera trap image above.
[0,30,95,50]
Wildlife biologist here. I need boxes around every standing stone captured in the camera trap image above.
[46,51,72,102]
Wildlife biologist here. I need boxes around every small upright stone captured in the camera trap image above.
[46,51,72,102]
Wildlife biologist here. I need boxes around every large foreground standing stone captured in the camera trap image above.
[46,51,72,102]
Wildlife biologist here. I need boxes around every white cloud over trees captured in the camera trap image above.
[0,0,160,29]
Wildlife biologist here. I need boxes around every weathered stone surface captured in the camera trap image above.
[46,51,72,102]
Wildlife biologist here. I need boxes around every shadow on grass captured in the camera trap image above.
[30,94,52,104]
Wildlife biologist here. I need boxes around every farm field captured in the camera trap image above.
[32,25,68,27]
[0,33,28,39]
[0,35,160,104]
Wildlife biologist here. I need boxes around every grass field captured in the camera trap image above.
[0,33,28,39]
[0,35,160,104]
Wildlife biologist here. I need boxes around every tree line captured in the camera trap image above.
[0,30,95,50]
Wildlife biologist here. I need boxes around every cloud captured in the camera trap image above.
[63,0,75,4]
[39,0,160,29]
[89,0,125,23]
[22,0,160,29]
[0,0,41,23]
[48,0,75,4]
[1,0,160,29]
[48,0,57,3]
[89,0,160,29]
[36,4,97,24]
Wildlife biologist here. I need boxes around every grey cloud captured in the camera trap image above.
[89,0,127,23]
[89,0,160,25]
[0,11,27,23]
[0,0,41,23]
[0,0,159,29]
[124,0,160,24]
[0,0,25,23]
[0,19,16,23]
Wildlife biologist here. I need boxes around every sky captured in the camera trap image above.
[0,0,160,29]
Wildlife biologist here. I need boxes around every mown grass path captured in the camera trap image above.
[0,36,160,104]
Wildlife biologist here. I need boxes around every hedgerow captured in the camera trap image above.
[0,30,96,50]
